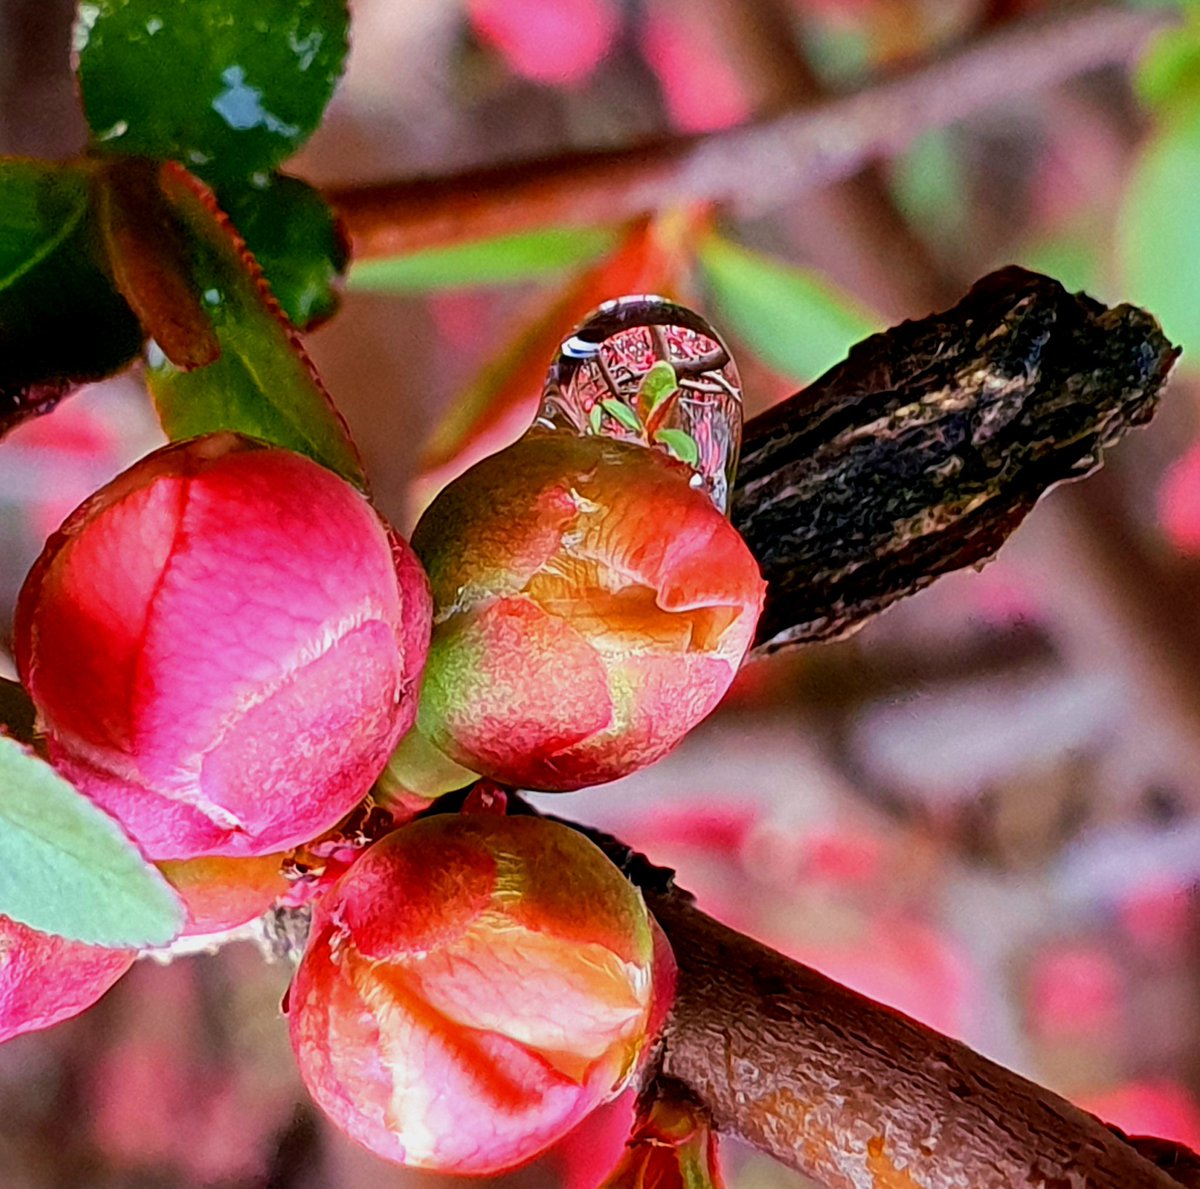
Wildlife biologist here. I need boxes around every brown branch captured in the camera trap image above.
[732,266,1179,653]
[329,6,1170,261]
[524,805,1194,1188]
[646,891,1185,1189]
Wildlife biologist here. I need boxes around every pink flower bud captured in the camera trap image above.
[16,433,432,860]
[410,430,765,791]
[287,812,673,1175]
[0,914,133,1044]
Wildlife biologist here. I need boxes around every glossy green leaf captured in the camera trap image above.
[147,165,365,486]
[0,735,184,947]
[697,233,875,381]
[350,227,618,292]
[74,0,350,183]
[217,173,348,329]
[600,398,643,432]
[654,427,700,467]
[0,159,143,434]
[1118,103,1200,372]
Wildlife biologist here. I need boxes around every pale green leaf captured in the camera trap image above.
[698,233,875,381]
[1118,103,1200,371]
[654,427,700,467]
[600,398,643,432]
[350,227,618,292]
[637,360,679,418]
[0,736,184,947]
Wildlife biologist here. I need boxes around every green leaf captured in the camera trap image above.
[588,403,604,434]
[74,0,350,184]
[350,227,618,292]
[889,128,967,245]
[1137,15,1200,111]
[1015,227,1106,299]
[654,427,700,467]
[147,164,366,486]
[697,232,875,381]
[600,398,643,433]
[0,735,184,947]
[636,360,678,418]
[0,158,143,434]
[217,173,349,329]
[1118,103,1200,372]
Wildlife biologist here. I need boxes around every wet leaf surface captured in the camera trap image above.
[75,0,350,183]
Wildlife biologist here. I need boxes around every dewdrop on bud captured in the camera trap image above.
[406,300,762,792]
[536,295,744,514]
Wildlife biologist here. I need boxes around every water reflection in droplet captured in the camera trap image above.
[535,295,744,514]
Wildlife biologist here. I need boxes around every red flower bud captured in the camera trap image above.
[410,430,764,791]
[288,812,673,1175]
[0,914,133,1044]
[16,433,431,859]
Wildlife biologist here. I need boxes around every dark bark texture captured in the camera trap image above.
[732,266,1179,651]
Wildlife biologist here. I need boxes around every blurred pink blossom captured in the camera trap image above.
[468,0,620,86]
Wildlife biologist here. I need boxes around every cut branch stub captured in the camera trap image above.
[732,266,1180,652]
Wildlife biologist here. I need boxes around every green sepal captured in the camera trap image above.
[217,174,349,329]
[145,163,366,487]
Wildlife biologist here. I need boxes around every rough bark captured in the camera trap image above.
[647,892,1183,1189]
[732,266,1179,652]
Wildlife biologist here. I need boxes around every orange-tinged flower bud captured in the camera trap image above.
[410,430,764,791]
[157,852,290,936]
[15,433,432,860]
[287,811,674,1175]
[0,914,133,1044]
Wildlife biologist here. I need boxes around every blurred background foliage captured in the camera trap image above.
[3,0,1200,1186]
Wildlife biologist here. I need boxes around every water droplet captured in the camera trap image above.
[536,295,744,514]
[95,119,129,142]
[211,65,300,137]
[145,16,163,35]
[288,29,324,72]
[72,3,101,54]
